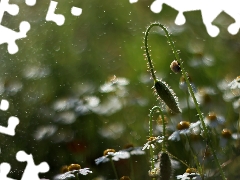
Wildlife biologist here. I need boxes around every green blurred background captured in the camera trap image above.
[1,0,240,179]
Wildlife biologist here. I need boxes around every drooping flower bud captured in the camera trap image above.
[159,152,171,180]
[154,80,181,113]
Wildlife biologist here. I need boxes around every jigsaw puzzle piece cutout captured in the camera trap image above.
[150,0,240,37]
[129,0,138,4]
[0,21,30,54]
[0,0,30,54]
[0,99,9,111]
[175,12,186,25]
[0,0,19,22]
[201,7,221,37]
[71,6,82,16]
[0,116,19,136]
[25,0,37,6]
[16,151,49,180]
[223,3,240,35]
[46,1,65,26]
[150,0,163,13]
[0,162,16,180]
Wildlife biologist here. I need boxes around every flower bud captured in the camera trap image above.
[154,80,181,113]
[159,152,171,180]
[170,60,181,74]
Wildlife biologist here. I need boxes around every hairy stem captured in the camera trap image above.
[144,22,226,180]
[150,106,167,151]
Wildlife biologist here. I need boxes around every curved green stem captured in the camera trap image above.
[110,158,118,180]
[150,106,167,151]
[144,24,157,82]
[144,22,226,180]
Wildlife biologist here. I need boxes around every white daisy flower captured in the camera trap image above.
[179,75,196,93]
[176,168,202,180]
[176,172,202,180]
[95,149,130,165]
[228,76,240,89]
[99,75,129,96]
[123,145,145,155]
[142,136,164,150]
[233,98,240,112]
[220,128,240,147]
[203,112,225,128]
[148,168,160,178]
[53,164,92,180]
[194,87,216,105]
[168,121,201,141]
[75,95,100,115]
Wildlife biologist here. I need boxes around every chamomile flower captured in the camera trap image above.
[120,176,131,180]
[228,76,240,89]
[179,75,196,93]
[176,168,202,180]
[220,128,240,147]
[53,164,92,180]
[142,136,164,150]
[148,168,160,178]
[190,53,214,67]
[123,144,145,155]
[194,87,216,106]
[220,128,233,147]
[233,97,240,112]
[99,75,129,97]
[95,149,130,165]
[168,121,201,141]
[203,112,225,128]
[189,134,205,153]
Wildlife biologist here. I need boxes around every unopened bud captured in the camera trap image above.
[170,60,181,74]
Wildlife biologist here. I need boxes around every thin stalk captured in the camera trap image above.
[144,22,226,180]
[110,158,119,180]
[75,173,80,180]
[149,106,166,180]
[149,106,155,170]
[149,146,155,171]
[185,91,191,120]
[149,148,156,180]
[168,153,189,168]
[130,156,135,180]
[185,135,204,179]
[238,109,240,146]
[150,106,167,151]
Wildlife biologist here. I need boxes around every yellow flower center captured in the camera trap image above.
[68,164,81,171]
[177,121,190,130]
[147,136,157,142]
[103,149,116,156]
[222,129,232,139]
[207,112,217,121]
[186,168,197,173]
[236,76,240,82]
